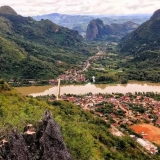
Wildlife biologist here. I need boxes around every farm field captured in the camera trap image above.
[131,124,160,144]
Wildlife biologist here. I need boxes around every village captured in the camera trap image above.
[53,92,160,154]
[49,68,87,85]
[7,46,160,155]
[8,47,107,86]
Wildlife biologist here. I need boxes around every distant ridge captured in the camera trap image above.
[33,13,150,36]
[0,5,17,15]
[150,9,160,21]
[119,8,160,53]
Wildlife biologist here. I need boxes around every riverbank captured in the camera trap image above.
[15,81,160,97]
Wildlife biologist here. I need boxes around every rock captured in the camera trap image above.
[0,110,73,160]
[23,131,36,159]
[86,19,99,40]
[86,19,138,41]
[39,110,73,160]
[0,139,9,160]
[86,19,110,41]
[7,128,32,160]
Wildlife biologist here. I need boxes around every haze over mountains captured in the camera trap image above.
[33,7,160,83]
[33,13,150,36]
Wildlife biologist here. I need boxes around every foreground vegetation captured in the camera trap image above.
[1,80,158,159]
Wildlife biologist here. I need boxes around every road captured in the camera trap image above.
[83,60,90,71]
[118,102,129,116]
[82,46,105,71]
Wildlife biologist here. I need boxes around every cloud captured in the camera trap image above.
[0,0,159,16]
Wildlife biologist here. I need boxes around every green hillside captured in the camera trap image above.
[0,81,158,159]
[0,6,95,80]
[119,9,160,54]
[119,50,160,82]
[117,9,160,82]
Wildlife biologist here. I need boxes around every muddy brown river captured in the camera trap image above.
[15,81,160,97]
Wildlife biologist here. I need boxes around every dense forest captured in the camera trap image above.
[0,6,97,81]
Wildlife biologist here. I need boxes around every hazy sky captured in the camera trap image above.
[0,0,159,16]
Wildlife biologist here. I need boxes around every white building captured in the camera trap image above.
[136,138,158,154]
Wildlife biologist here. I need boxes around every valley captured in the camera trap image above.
[0,6,159,86]
[1,4,160,160]
[9,39,160,87]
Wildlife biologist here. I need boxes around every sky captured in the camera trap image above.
[0,0,159,16]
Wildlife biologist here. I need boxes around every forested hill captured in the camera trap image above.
[0,80,157,160]
[0,6,94,80]
[119,9,160,54]
[117,9,160,83]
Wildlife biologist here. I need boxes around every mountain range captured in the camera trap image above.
[1,6,160,159]
[33,13,150,36]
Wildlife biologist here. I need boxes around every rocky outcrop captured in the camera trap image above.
[0,6,17,15]
[0,129,32,160]
[86,19,138,41]
[39,110,73,160]
[86,19,99,40]
[0,110,73,160]
[86,19,112,41]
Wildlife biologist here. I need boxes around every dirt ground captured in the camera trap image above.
[130,123,160,144]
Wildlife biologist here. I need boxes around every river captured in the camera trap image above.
[15,81,160,97]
